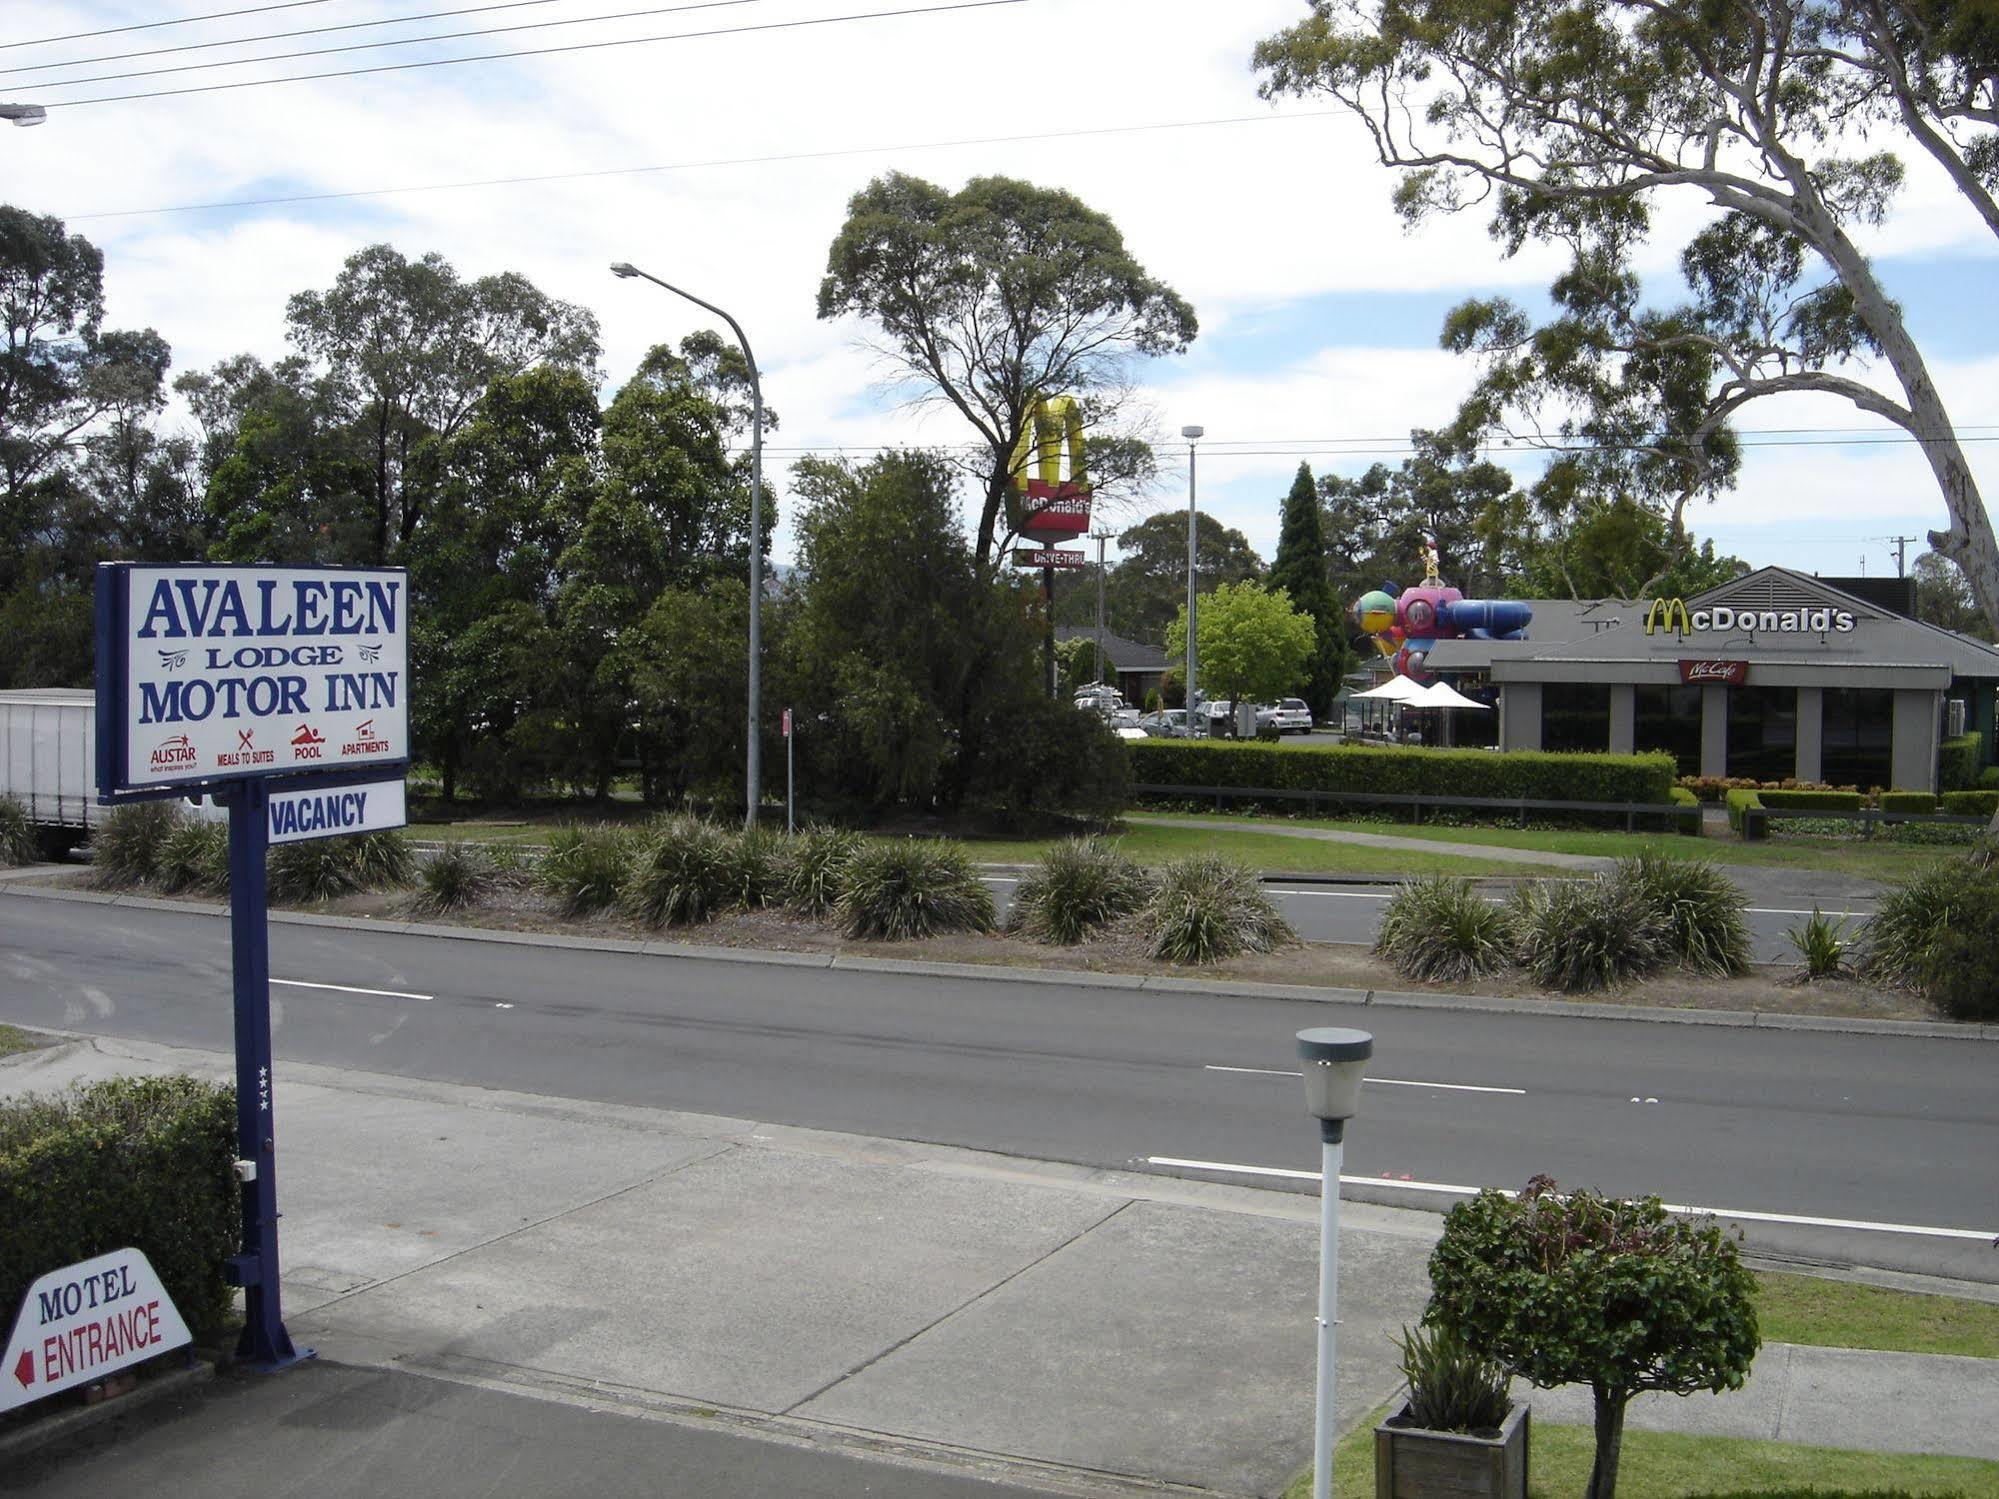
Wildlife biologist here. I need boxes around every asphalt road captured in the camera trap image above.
[985,877,1871,966]
[2,893,1992,1280]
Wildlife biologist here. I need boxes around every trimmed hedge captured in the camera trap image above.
[1942,790,1999,817]
[1939,731,1983,792]
[1879,791,1939,814]
[1726,788,1764,835]
[0,1075,239,1346]
[1982,766,1999,791]
[1757,789,1867,812]
[1126,741,1676,804]
[1668,785,1703,836]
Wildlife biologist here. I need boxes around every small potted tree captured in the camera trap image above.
[1374,1320,1528,1498]
[1426,1175,1761,1499]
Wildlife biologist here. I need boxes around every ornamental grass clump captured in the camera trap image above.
[267,837,360,904]
[1510,876,1667,993]
[1786,907,1853,981]
[838,839,995,941]
[1008,837,1155,945]
[721,824,787,910]
[538,823,635,918]
[1142,855,1294,964]
[1918,877,1999,1021]
[1613,851,1751,976]
[91,801,184,887]
[781,824,862,916]
[156,820,228,895]
[621,816,735,928]
[1392,1320,1512,1435]
[1859,859,1995,990]
[415,840,496,915]
[0,796,36,867]
[1373,876,1514,982]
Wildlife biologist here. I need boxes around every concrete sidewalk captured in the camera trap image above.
[4,1033,1995,1496]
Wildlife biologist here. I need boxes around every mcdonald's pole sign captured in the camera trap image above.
[1007,396,1093,543]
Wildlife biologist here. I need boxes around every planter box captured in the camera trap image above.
[1374,1400,1528,1499]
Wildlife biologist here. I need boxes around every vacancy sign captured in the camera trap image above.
[97,564,409,794]
[2,1248,191,1412]
[268,779,406,845]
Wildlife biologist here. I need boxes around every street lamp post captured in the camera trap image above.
[2,104,48,126]
[610,261,763,828]
[1296,1026,1374,1499]
[1090,527,1114,692]
[1180,425,1203,736]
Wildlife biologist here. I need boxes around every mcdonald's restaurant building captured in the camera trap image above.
[1422,567,1999,791]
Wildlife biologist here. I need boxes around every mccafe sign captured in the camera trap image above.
[1644,598,1857,636]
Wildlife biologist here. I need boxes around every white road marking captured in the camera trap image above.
[1746,907,1871,918]
[1203,1065,1525,1096]
[1268,889,1394,900]
[272,978,431,1001]
[1145,1157,1997,1242]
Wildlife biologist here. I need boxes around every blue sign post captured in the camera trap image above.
[94,563,409,1373]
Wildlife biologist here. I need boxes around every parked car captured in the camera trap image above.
[1270,698,1314,735]
[1204,700,1278,736]
[1139,709,1189,738]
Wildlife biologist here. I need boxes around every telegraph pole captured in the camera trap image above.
[1883,535,1918,577]
[1090,528,1114,689]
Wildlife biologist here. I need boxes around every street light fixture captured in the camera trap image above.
[1297,1025,1374,1499]
[609,260,764,828]
[2,104,48,127]
[1180,424,1203,736]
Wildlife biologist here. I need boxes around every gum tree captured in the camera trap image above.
[1255,0,1999,633]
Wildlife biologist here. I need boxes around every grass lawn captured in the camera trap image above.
[953,825,1570,877]
[1287,1405,1999,1499]
[1131,810,1970,880]
[0,1024,37,1057]
[1758,1271,1999,1360]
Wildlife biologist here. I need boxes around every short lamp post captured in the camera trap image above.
[1297,1026,1373,1499]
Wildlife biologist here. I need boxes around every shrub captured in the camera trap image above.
[0,1075,239,1344]
[485,841,537,888]
[1373,876,1515,982]
[267,838,360,904]
[1427,1176,1759,1499]
[1879,791,1938,814]
[157,819,229,895]
[1725,787,1764,837]
[415,841,496,914]
[839,839,996,940]
[1787,908,1853,980]
[1667,785,1703,836]
[1918,878,1999,1021]
[538,823,635,917]
[1859,861,1991,988]
[1939,731,1983,792]
[1128,740,1675,806]
[1613,851,1751,976]
[1940,789,1999,818]
[92,801,185,886]
[781,824,862,916]
[1510,876,1667,992]
[1009,837,1154,945]
[721,824,787,910]
[970,693,1131,824]
[1142,855,1295,964]
[621,817,735,927]
[1393,1320,1512,1434]
[0,795,36,866]
[347,830,416,890]
[1982,766,1999,791]
[1757,789,1866,812]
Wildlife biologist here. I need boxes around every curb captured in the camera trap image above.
[6,880,1991,1042]
[0,1356,215,1464]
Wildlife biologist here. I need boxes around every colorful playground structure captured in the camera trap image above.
[1353,540,1532,680]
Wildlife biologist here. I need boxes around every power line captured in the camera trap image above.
[3,1,334,53]
[1,0,573,78]
[31,0,1029,109]
[25,0,768,92]
[67,108,1343,220]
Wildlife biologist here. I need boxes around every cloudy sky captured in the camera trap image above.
[7,0,1996,586]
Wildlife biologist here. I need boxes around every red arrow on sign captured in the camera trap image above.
[13,1348,32,1387]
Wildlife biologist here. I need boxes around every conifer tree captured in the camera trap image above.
[1269,462,1347,719]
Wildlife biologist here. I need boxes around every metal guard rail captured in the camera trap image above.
[1130,783,1697,833]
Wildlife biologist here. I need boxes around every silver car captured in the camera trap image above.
[1139,709,1189,738]
[1270,698,1315,735]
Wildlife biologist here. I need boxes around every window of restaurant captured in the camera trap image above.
[1820,688,1893,790]
[1542,683,1611,753]
[1634,683,1704,777]
[1726,686,1798,782]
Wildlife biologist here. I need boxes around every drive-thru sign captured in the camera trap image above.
[94,562,411,1375]
[2,1249,190,1413]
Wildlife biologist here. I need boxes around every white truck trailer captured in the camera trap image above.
[0,688,98,850]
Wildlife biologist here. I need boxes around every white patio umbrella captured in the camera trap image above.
[1351,675,1429,702]
[1407,680,1491,710]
